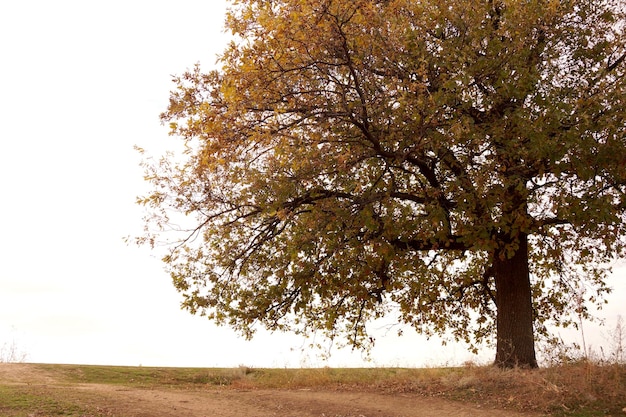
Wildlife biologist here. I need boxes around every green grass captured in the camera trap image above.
[34,363,251,387]
[30,364,441,390]
[0,385,87,417]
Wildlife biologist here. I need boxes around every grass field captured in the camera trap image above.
[0,361,624,416]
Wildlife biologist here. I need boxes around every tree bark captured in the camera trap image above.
[493,232,538,368]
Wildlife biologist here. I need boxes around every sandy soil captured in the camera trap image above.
[0,364,539,417]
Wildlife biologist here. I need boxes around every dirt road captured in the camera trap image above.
[73,385,538,417]
[1,364,539,417]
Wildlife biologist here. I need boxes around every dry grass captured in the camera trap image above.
[420,362,626,416]
[229,362,625,416]
[229,320,626,416]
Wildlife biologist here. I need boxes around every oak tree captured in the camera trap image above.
[137,0,626,367]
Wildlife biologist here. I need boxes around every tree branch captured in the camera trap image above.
[389,236,469,252]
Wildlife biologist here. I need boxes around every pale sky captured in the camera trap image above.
[0,0,624,368]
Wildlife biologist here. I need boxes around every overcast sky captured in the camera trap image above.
[0,0,624,368]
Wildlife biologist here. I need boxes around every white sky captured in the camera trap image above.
[0,0,624,368]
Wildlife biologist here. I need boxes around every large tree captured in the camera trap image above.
[137,0,626,367]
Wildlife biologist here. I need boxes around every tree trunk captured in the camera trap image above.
[493,232,538,368]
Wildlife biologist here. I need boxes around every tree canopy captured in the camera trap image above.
[136,0,626,367]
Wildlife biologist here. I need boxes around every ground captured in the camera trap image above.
[63,385,534,417]
[0,363,541,417]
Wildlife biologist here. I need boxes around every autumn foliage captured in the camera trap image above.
[136,0,626,367]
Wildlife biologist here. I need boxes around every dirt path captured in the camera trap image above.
[72,385,536,417]
[1,364,539,417]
